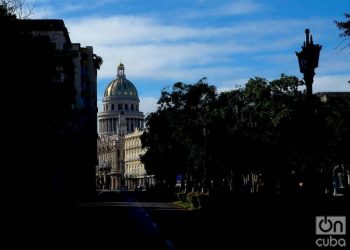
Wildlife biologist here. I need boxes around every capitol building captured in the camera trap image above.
[96,63,154,190]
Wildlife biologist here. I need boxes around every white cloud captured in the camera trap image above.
[66,16,322,47]
[217,0,264,16]
[140,96,159,114]
[317,51,350,75]
[32,7,54,19]
[30,2,347,95]
[314,75,350,93]
[94,43,250,80]
[60,0,120,13]
[62,13,348,96]
[65,15,232,46]
[184,0,264,18]
[216,75,350,94]
[64,15,323,83]
[253,54,295,65]
[217,78,249,92]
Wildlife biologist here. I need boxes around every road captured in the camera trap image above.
[18,191,348,249]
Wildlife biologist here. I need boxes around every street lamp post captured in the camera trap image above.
[296,29,322,96]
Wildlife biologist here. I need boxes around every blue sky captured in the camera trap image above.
[30,0,349,114]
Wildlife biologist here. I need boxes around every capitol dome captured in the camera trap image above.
[98,62,144,137]
[104,63,139,100]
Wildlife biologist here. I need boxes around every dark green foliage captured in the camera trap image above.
[335,13,350,51]
[93,54,103,69]
[335,13,350,38]
[142,74,350,196]
[141,81,217,188]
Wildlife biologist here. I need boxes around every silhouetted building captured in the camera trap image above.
[97,63,147,190]
[14,19,100,202]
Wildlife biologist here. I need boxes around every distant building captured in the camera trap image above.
[124,128,155,190]
[97,63,152,190]
[98,63,144,136]
[97,134,124,190]
[315,91,350,102]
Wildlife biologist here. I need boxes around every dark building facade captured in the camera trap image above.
[2,16,100,203]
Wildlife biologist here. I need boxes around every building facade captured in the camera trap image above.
[97,63,152,190]
[124,128,155,190]
[12,19,101,201]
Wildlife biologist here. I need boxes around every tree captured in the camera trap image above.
[335,13,350,52]
[141,80,217,190]
[1,0,36,19]
[93,54,103,69]
[335,13,350,84]
[142,73,349,197]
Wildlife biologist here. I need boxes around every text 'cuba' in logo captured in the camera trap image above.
[316,216,346,235]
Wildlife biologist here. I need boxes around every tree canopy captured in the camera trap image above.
[335,13,350,52]
[141,75,350,196]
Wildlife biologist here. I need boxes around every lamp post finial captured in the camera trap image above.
[305,29,310,46]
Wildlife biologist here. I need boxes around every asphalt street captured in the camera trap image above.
[14,191,348,249]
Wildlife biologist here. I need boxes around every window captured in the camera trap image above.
[131,104,134,110]
[112,104,114,110]
[136,104,138,111]
[118,104,122,110]
[125,104,128,110]
[106,104,108,111]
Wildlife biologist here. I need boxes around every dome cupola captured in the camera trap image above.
[104,63,139,100]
